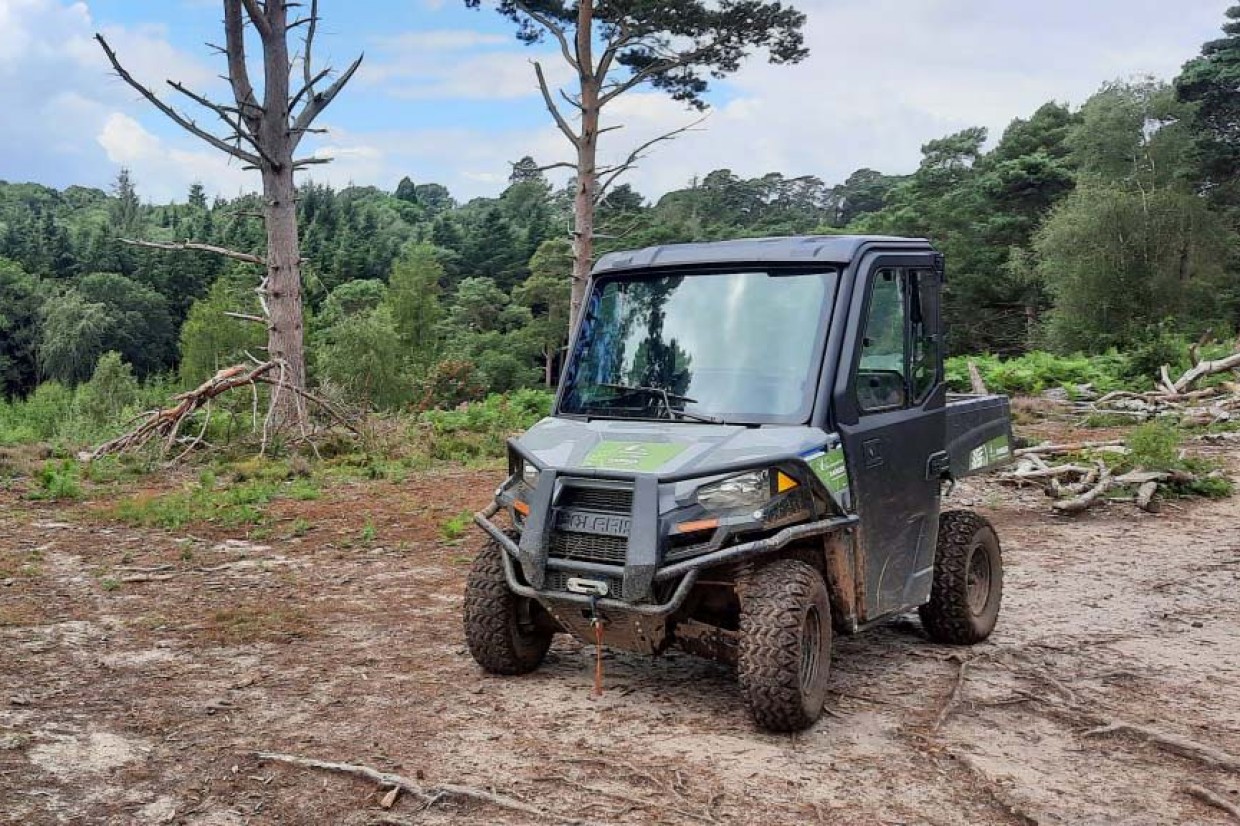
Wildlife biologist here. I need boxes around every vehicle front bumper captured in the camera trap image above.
[474,501,857,620]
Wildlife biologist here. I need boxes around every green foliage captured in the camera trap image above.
[420,389,552,460]
[77,352,139,427]
[0,259,43,397]
[440,510,472,541]
[946,351,1133,396]
[313,305,411,410]
[1035,185,1234,352]
[388,244,445,366]
[1125,420,1181,472]
[32,460,83,501]
[416,359,486,410]
[178,275,266,386]
[110,475,284,531]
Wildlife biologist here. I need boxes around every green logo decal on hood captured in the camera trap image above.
[581,441,689,471]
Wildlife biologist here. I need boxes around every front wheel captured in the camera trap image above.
[919,510,1003,645]
[463,538,553,675]
[737,559,833,732]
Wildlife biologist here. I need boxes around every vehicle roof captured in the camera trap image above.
[592,235,934,275]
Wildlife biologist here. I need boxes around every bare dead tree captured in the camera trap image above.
[96,0,362,430]
[471,0,807,329]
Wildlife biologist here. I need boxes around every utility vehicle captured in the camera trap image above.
[464,235,1013,731]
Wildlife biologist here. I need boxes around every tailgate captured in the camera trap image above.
[945,394,1014,478]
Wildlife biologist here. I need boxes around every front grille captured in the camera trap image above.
[558,486,633,513]
[545,570,625,600]
[549,531,628,564]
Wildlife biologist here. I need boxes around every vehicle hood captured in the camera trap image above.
[515,416,832,478]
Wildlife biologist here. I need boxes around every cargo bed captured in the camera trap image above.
[945,394,1014,478]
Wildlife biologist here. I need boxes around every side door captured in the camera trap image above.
[833,259,946,620]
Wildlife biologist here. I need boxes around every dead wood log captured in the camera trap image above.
[1160,365,1179,396]
[1135,481,1159,513]
[1174,350,1240,393]
[1050,465,1100,498]
[968,360,989,395]
[1187,784,1240,821]
[1014,440,1125,458]
[1083,723,1240,772]
[254,752,599,825]
[1051,464,1113,514]
[1000,464,1093,485]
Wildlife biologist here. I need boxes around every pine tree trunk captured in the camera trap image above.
[257,1,306,429]
[262,167,306,427]
[569,0,597,332]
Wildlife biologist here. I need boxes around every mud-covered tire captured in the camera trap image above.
[463,538,553,675]
[919,510,1003,645]
[737,559,833,732]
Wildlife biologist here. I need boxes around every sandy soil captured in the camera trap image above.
[1,438,1238,825]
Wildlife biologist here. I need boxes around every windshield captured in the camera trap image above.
[559,269,836,424]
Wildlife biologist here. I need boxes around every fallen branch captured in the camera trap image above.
[932,652,992,732]
[1014,440,1125,458]
[254,752,599,825]
[1051,463,1113,514]
[1135,480,1159,513]
[1083,722,1240,772]
[88,363,276,459]
[1174,350,1240,393]
[1186,784,1240,821]
[968,360,989,395]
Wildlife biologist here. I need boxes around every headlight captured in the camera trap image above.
[521,461,538,485]
[696,470,770,511]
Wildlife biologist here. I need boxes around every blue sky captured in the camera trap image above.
[0,0,1232,203]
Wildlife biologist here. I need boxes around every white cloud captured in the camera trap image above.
[0,0,1230,206]
[96,112,255,200]
[363,26,572,100]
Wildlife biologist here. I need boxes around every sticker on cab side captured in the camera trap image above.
[804,445,851,509]
[969,435,1012,471]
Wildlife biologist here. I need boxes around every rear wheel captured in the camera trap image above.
[463,538,553,675]
[737,559,833,732]
[919,510,1003,645]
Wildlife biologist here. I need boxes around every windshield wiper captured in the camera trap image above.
[594,383,726,424]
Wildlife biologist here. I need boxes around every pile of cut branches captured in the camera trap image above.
[1089,336,1240,426]
[1000,440,1228,515]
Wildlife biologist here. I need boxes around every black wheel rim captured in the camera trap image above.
[966,543,992,616]
[800,605,822,690]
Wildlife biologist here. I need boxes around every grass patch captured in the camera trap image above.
[29,460,83,501]
[109,476,282,531]
[202,604,309,645]
[440,510,473,541]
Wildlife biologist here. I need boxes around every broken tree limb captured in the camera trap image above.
[1135,481,1159,513]
[1014,440,1125,458]
[88,363,276,459]
[1051,464,1113,514]
[1083,722,1240,772]
[120,238,265,266]
[1160,365,1179,396]
[1174,350,1240,393]
[253,752,598,825]
[1186,784,1240,821]
[967,360,989,395]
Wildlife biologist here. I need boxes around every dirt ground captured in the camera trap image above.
[2,428,1238,825]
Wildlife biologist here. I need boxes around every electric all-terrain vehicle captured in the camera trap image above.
[464,235,1013,732]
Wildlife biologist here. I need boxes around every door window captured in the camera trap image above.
[909,270,941,404]
[856,269,908,412]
